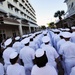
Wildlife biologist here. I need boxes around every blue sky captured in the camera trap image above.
[29,0,67,26]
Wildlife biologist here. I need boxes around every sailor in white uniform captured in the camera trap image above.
[70,66,75,75]
[20,38,35,75]
[70,27,75,43]
[31,49,58,75]
[0,63,4,75]
[29,35,36,51]
[70,32,75,43]
[59,32,75,75]
[12,36,24,54]
[7,52,26,75]
[3,38,16,71]
[52,29,60,50]
[40,36,52,48]
[57,32,66,52]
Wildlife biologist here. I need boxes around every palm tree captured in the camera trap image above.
[54,10,65,28]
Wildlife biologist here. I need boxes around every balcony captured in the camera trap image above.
[67,5,75,18]
[4,17,19,23]
[22,0,25,3]
[13,0,18,3]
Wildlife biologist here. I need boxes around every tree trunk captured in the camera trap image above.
[59,16,62,28]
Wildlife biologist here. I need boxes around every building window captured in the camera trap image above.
[19,3,23,8]
[71,2,74,8]
[24,14,26,17]
[23,7,25,10]
[8,4,13,10]
[13,0,18,3]
[0,30,6,40]
[20,12,23,16]
[22,0,25,3]
[15,8,19,13]
[26,0,28,3]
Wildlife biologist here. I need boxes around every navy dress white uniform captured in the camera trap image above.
[40,36,52,48]
[0,63,4,75]
[33,34,40,49]
[29,35,36,51]
[12,36,24,54]
[3,47,16,71]
[70,66,75,75]
[13,42,24,53]
[42,46,59,68]
[31,49,58,75]
[7,52,25,75]
[59,32,75,75]
[70,32,75,43]
[57,39,66,52]
[59,41,75,75]
[53,34,60,50]
[20,38,35,75]
[40,36,59,68]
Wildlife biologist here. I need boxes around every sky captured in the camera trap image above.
[29,0,67,27]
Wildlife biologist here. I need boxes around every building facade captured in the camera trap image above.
[65,0,75,17]
[0,0,38,39]
[55,0,75,28]
[64,0,75,28]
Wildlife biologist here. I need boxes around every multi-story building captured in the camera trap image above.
[64,0,75,17]
[0,0,38,39]
[55,0,75,28]
[63,0,75,28]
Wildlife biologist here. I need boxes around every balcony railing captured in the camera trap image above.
[66,5,75,17]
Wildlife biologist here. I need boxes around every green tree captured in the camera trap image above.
[40,25,46,30]
[54,10,65,28]
[48,22,55,28]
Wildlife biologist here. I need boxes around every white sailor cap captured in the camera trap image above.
[22,35,26,38]
[21,38,30,44]
[4,38,12,47]
[35,49,44,57]
[53,29,60,32]
[10,52,18,59]
[5,47,16,52]
[61,32,71,38]
[15,36,20,40]
[71,26,75,30]
[65,28,70,31]
[42,36,50,43]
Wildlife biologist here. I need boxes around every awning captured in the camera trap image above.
[0,8,8,14]
[9,13,18,18]
[29,23,39,27]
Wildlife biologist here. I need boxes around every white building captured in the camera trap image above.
[0,0,38,39]
[64,0,75,27]
[64,0,75,17]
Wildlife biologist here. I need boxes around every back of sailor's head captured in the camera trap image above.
[4,38,12,48]
[35,49,48,67]
[10,52,19,65]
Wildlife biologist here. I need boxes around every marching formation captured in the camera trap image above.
[0,27,75,75]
